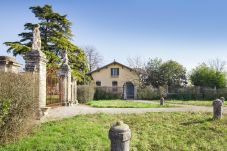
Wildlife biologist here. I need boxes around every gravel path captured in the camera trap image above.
[41,101,227,122]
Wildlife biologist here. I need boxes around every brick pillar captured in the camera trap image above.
[59,63,72,106]
[23,50,47,113]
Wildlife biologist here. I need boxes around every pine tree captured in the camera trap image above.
[4,5,89,83]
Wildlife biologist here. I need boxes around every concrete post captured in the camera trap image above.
[160,97,165,106]
[109,121,131,151]
[213,99,223,120]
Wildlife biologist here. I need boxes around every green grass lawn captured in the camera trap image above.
[1,112,227,151]
[163,100,221,106]
[87,100,171,108]
[46,95,60,105]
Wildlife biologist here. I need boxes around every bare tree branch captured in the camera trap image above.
[84,46,103,71]
[208,58,226,72]
[127,56,145,70]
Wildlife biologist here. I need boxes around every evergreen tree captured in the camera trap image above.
[4,5,89,83]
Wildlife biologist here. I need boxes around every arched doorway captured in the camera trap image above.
[125,82,135,99]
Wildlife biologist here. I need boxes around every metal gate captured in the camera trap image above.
[46,66,60,106]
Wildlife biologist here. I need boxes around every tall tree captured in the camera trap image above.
[145,59,187,87]
[4,5,88,83]
[145,58,162,87]
[190,63,226,88]
[84,46,103,71]
[159,60,187,87]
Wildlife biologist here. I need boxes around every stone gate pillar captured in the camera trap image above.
[23,25,47,116]
[59,51,72,106]
[71,77,78,104]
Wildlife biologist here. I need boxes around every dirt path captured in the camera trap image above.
[42,101,227,123]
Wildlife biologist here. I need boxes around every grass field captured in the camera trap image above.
[87,100,171,108]
[1,112,227,151]
[164,100,214,106]
[162,100,225,106]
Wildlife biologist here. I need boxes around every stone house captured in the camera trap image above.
[88,60,140,99]
[0,56,21,73]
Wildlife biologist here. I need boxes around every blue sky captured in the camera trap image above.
[0,0,227,71]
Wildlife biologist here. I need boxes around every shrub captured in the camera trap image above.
[77,85,95,103]
[0,72,38,145]
[94,87,123,100]
[137,86,160,100]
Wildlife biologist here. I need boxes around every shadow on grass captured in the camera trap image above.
[180,118,213,126]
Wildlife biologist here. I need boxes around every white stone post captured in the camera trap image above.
[23,25,48,118]
[109,121,131,151]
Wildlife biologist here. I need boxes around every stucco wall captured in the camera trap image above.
[91,64,139,87]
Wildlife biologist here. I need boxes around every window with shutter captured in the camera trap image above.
[111,68,119,77]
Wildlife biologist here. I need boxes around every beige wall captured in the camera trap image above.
[0,64,20,73]
[91,64,139,87]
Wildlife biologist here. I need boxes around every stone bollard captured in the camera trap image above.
[109,121,131,151]
[160,97,165,106]
[213,99,223,120]
[220,97,225,104]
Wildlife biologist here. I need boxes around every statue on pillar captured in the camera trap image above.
[62,50,69,65]
[32,24,41,51]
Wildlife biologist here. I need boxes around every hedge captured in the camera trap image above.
[77,85,95,103]
[0,72,38,145]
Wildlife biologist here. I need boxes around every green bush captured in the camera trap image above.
[77,85,95,103]
[94,87,122,100]
[137,87,160,100]
[0,72,37,145]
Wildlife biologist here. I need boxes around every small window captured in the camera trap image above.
[112,81,118,92]
[112,81,118,87]
[111,68,119,76]
[96,81,101,86]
